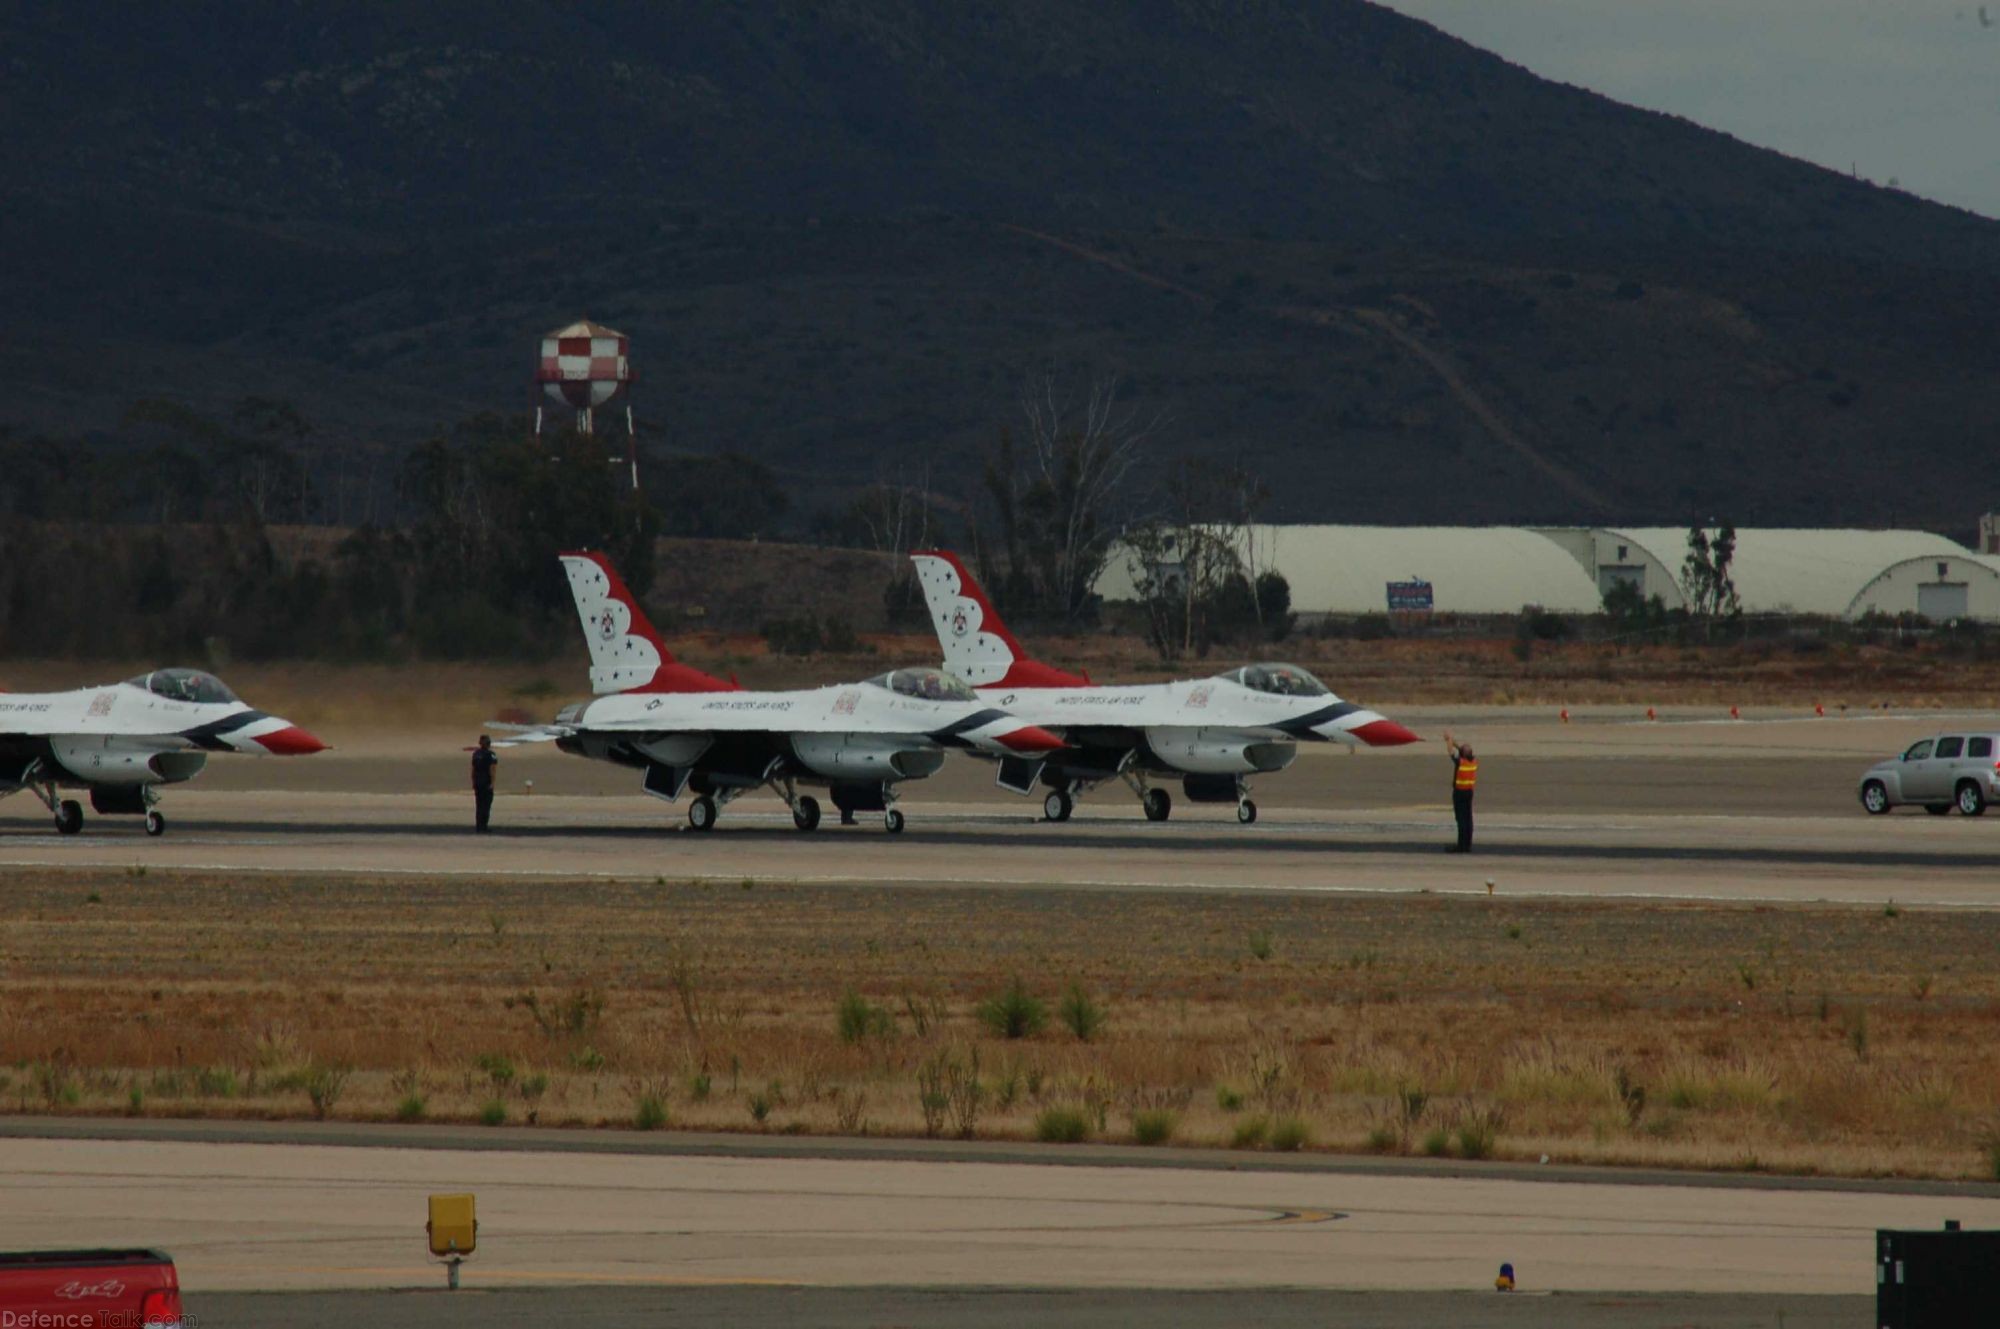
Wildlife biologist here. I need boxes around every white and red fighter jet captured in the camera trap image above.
[0,668,325,836]
[909,548,1420,824]
[497,552,1064,834]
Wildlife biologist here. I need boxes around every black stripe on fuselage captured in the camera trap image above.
[927,707,1012,748]
[1274,701,1360,738]
[180,710,269,751]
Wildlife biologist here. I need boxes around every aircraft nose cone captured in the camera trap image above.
[257,723,328,755]
[999,724,1066,754]
[1348,718,1421,747]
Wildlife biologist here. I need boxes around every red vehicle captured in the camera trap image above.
[0,1249,182,1327]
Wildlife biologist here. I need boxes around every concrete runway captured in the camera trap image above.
[4,1128,1993,1297]
[4,708,1997,905]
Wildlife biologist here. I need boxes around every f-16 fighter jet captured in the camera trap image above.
[910,548,1420,824]
[0,668,326,835]
[499,552,1064,834]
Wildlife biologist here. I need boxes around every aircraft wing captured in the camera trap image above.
[484,723,572,747]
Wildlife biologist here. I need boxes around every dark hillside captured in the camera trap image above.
[2,1,1996,527]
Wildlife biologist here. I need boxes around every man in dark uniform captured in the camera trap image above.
[472,733,498,832]
[1443,729,1477,853]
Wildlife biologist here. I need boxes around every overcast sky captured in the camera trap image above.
[1373,1,2000,218]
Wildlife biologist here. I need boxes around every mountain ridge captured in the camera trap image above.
[2,1,1996,528]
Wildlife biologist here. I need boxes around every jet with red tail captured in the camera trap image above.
[495,552,1064,834]
[910,549,1420,823]
[0,668,326,836]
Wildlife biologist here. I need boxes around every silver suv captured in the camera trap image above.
[1858,733,2000,816]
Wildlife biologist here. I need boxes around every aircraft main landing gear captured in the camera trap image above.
[1142,787,1172,822]
[687,795,718,832]
[793,795,822,832]
[55,800,83,835]
[1043,790,1074,822]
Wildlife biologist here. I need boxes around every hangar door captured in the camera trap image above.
[1918,582,1968,621]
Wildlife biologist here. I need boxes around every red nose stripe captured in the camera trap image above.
[999,725,1066,753]
[1350,719,1421,747]
[257,725,328,755]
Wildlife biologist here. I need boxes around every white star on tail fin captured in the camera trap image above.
[560,552,665,693]
[558,551,733,695]
[909,551,1016,685]
[909,550,1092,689]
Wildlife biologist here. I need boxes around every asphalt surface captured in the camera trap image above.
[191,1286,1872,1329]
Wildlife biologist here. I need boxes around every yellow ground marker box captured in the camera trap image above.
[427,1193,477,1257]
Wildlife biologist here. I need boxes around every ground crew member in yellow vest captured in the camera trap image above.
[1443,729,1477,853]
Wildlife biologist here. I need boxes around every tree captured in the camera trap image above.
[1601,579,1673,649]
[1122,458,1261,661]
[974,374,1161,624]
[1681,522,1741,635]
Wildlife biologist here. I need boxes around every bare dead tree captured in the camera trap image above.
[850,461,936,554]
[998,373,1164,622]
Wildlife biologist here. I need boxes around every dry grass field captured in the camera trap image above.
[3,868,1996,1180]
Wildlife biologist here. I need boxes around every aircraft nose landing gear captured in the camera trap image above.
[145,810,168,837]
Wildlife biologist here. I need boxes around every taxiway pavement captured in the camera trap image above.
[4,706,1998,909]
[3,1129,1993,1296]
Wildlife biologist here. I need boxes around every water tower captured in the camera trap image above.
[534,318,637,487]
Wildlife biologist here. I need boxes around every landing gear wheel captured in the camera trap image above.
[688,795,718,832]
[1237,799,1258,825]
[1957,782,1986,817]
[1043,790,1074,822]
[1142,788,1172,822]
[144,810,167,837]
[1860,781,1890,816]
[884,808,906,835]
[792,795,821,832]
[55,800,82,835]
[1925,803,1951,816]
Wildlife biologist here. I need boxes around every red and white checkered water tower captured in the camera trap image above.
[534,318,637,485]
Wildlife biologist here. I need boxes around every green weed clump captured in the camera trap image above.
[1456,1110,1503,1160]
[1035,1105,1092,1143]
[1230,1115,1270,1149]
[1131,1109,1178,1146]
[977,978,1047,1040]
[302,1063,349,1120]
[396,1093,427,1122]
[837,989,895,1044]
[635,1094,668,1131]
[1058,983,1105,1041]
[1268,1116,1311,1152]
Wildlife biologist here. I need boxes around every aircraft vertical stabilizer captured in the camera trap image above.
[909,550,1090,688]
[558,551,735,694]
